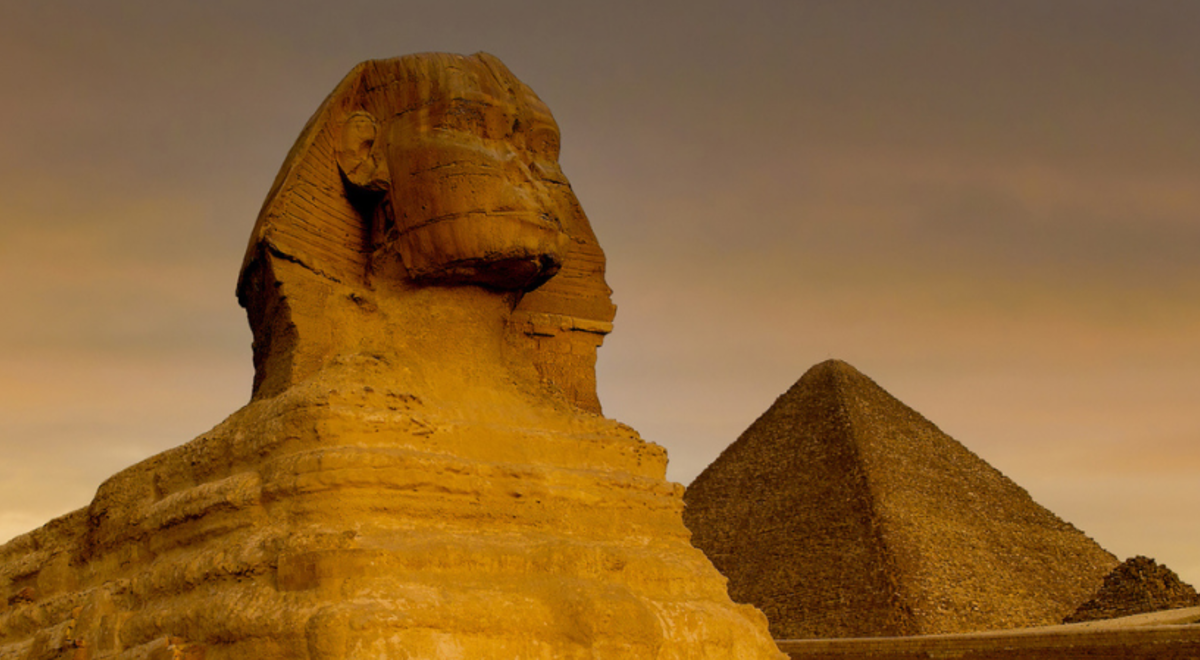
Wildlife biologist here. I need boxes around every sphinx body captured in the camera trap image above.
[0,53,783,659]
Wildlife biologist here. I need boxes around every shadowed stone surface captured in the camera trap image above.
[683,359,1117,639]
[0,52,783,660]
[1065,556,1200,623]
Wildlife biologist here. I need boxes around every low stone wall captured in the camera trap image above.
[779,609,1200,660]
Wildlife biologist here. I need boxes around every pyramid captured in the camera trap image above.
[1065,556,1200,623]
[683,359,1118,639]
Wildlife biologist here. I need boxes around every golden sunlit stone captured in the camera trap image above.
[0,53,783,659]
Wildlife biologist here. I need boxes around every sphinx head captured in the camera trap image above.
[238,53,615,407]
[337,54,572,291]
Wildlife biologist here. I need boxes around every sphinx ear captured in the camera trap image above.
[336,110,390,194]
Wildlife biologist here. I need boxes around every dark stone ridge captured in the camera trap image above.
[1065,556,1200,623]
[683,359,1118,639]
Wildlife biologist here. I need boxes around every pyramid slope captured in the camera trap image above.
[684,359,1117,639]
[683,360,914,638]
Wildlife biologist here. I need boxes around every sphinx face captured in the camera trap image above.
[378,82,574,290]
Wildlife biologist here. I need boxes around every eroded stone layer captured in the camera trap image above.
[0,361,781,659]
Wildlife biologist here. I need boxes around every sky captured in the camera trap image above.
[1,1,1198,588]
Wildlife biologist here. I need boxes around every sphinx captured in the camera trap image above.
[0,53,783,659]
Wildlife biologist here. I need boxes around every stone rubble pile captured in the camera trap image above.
[1065,556,1200,623]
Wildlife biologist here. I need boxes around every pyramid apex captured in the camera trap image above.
[810,357,854,371]
[804,358,864,379]
[788,358,883,402]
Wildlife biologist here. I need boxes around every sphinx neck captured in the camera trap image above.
[247,256,562,414]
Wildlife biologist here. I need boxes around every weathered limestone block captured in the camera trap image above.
[0,53,782,659]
